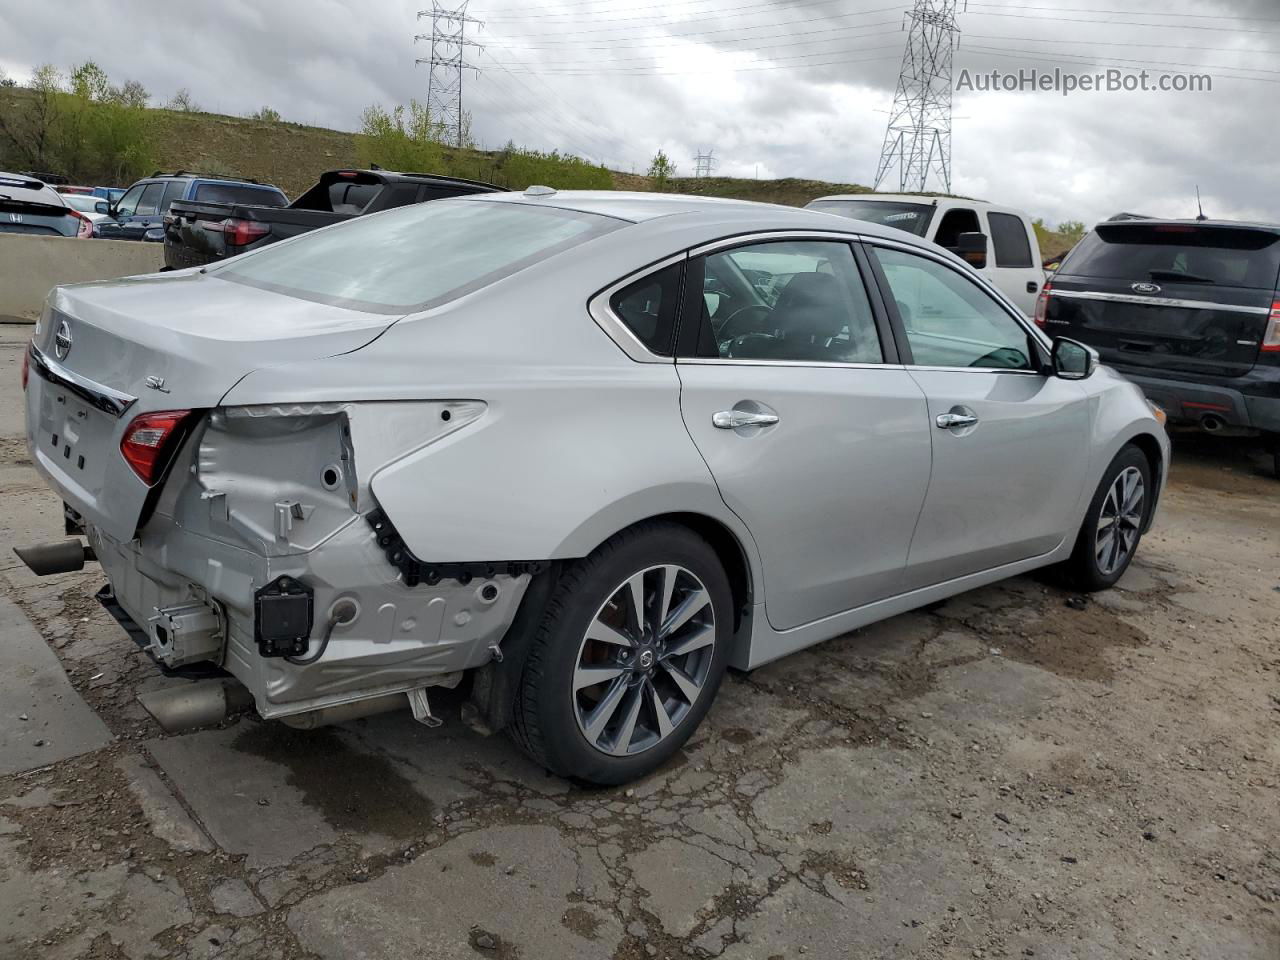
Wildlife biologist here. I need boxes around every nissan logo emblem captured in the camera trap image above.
[53,320,72,360]
[1131,282,1162,295]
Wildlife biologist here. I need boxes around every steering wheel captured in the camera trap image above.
[716,304,773,342]
[723,332,778,359]
[971,347,1029,369]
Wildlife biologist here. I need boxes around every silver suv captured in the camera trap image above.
[20,190,1169,784]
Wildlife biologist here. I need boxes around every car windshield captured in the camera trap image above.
[807,199,936,237]
[212,199,622,313]
[1063,223,1280,289]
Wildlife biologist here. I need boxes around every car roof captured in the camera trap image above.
[0,172,66,206]
[812,193,992,205]
[457,189,923,235]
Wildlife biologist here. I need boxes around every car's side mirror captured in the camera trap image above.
[954,232,988,269]
[95,201,109,214]
[1052,337,1098,380]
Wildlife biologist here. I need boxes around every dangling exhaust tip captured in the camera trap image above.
[13,539,96,576]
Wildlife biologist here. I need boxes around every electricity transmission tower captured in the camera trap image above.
[693,149,717,178]
[873,0,965,194]
[415,3,483,148]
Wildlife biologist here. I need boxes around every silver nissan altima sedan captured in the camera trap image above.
[20,189,1169,784]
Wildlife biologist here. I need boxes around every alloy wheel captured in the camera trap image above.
[572,564,716,757]
[1095,466,1145,576]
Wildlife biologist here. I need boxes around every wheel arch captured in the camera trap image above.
[1125,431,1165,532]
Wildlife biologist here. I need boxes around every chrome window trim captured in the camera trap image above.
[29,342,138,418]
[688,229,863,258]
[678,358,907,370]
[586,252,687,364]
[1048,288,1271,315]
[863,236,1055,370]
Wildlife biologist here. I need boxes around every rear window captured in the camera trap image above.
[1062,224,1280,290]
[291,174,382,213]
[806,199,935,238]
[195,183,288,206]
[213,199,622,313]
[988,212,1034,268]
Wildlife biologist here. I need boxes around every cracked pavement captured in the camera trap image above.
[0,325,1277,959]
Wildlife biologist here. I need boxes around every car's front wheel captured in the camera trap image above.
[1062,445,1152,591]
[509,522,733,785]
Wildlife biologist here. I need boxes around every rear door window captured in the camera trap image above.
[1062,224,1280,289]
[134,183,165,216]
[159,180,188,212]
[989,213,1034,268]
[610,262,684,356]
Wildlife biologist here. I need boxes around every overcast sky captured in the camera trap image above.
[2,0,1277,227]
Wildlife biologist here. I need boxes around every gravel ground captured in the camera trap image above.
[0,324,1276,959]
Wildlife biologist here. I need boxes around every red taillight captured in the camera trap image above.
[120,410,192,485]
[1263,301,1280,353]
[1034,283,1052,328]
[70,209,93,238]
[218,218,270,246]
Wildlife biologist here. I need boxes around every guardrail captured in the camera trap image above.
[0,235,164,323]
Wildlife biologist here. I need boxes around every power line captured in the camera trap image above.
[495,20,902,50]
[966,33,1278,58]
[967,10,1280,35]
[480,0,903,25]
[967,2,1280,24]
[501,31,903,68]
[476,3,908,36]
[962,44,1280,82]
[498,47,904,75]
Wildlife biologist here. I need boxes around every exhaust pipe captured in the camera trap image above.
[13,539,96,576]
[1201,414,1225,433]
[137,678,253,734]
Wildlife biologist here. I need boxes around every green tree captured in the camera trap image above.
[251,106,282,122]
[357,100,444,172]
[647,149,675,190]
[1057,219,1086,244]
[0,64,63,171]
[0,68,16,88]
[69,61,111,101]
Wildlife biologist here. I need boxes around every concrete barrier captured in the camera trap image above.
[0,234,164,323]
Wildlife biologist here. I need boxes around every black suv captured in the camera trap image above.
[1038,218,1280,476]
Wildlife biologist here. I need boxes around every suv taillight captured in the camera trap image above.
[219,218,270,246]
[71,209,93,238]
[120,410,193,485]
[1263,301,1280,353]
[1033,283,1052,328]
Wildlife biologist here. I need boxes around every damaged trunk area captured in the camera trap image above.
[80,400,532,722]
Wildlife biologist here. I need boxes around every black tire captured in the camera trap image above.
[508,521,733,785]
[1061,445,1152,592]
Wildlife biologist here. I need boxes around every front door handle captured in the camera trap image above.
[936,412,979,429]
[713,410,779,429]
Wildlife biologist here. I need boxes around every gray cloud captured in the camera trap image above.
[1,0,1277,227]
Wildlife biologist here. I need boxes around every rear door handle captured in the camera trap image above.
[936,413,978,429]
[713,410,779,429]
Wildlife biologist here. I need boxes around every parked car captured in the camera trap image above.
[94,171,287,242]
[55,185,95,196]
[18,190,1169,784]
[1039,218,1280,477]
[806,194,1047,316]
[0,172,93,238]
[61,192,111,225]
[92,186,126,204]
[162,168,505,269]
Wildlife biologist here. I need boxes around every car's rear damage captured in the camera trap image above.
[26,368,535,725]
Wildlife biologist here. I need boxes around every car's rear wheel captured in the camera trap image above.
[1062,445,1152,592]
[509,522,733,785]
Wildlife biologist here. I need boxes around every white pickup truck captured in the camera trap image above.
[806,194,1046,317]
